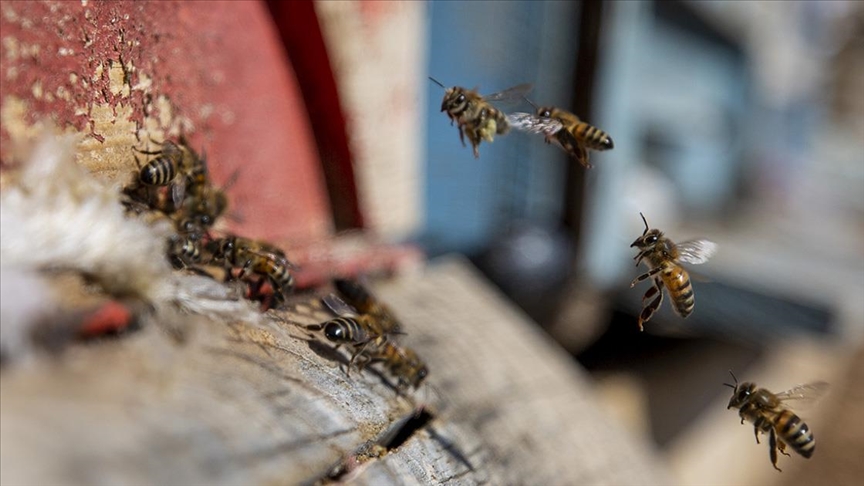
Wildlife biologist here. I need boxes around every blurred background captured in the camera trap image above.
[2,0,862,484]
[302,1,864,484]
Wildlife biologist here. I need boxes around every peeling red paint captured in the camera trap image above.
[1,0,332,242]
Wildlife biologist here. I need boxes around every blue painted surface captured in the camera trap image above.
[420,1,580,257]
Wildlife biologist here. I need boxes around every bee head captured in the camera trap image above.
[210,237,235,259]
[724,370,753,409]
[441,87,468,114]
[536,106,554,118]
[630,213,663,249]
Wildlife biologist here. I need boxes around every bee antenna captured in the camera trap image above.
[723,382,736,389]
[428,76,446,89]
[639,212,649,235]
[523,97,539,110]
[728,369,739,386]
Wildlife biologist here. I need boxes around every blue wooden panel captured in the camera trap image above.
[420,1,580,256]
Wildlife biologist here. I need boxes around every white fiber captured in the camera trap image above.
[0,132,264,358]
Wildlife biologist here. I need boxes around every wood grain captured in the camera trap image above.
[1,257,672,485]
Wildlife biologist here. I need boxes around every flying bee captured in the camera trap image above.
[430,77,532,158]
[208,236,295,305]
[724,371,828,471]
[358,341,428,392]
[506,102,613,168]
[629,212,717,331]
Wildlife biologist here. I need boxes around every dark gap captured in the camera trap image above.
[381,408,435,451]
[562,0,604,236]
[318,408,437,484]
[264,1,363,231]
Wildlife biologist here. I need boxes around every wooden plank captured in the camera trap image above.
[1,257,672,485]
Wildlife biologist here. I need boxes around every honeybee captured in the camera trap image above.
[208,236,295,305]
[507,103,613,168]
[629,212,717,331]
[307,291,403,368]
[359,341,428,391]
[430,77,532,158]
[167,233,204,269]
[132,139,203,208]
[333,279,402,335]
[724,371,828,471]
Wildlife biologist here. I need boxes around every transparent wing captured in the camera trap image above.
[506,112,564,136]
[483,83,533,102]
[321,294,359,318]
[170,180,187,209]
[776,382,829,405]
[676,240,717,265]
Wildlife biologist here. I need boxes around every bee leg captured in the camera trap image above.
[631,267,663,287]
[778,439,790,457]
[637,281,663,331]
[769,429,782,472]
[238,259,254,280]
[641,284,660,303]
[457,126,466,147]
[753,426,761,444]
[348,340,373,369]
[473,144,480,159]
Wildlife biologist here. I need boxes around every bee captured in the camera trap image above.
[307,291,403,368]
[167,233,204,269]
[629,212,717,331]
[359,341,428,391]
[430,77,532,158]
[132,138,203,210]
[208,236,295,305]
[333,279,402,335]
[724,371,828,471]
[506,103,613,168]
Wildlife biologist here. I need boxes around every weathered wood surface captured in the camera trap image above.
[1,257,672,485]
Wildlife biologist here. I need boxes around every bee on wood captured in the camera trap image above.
[333,279,402,335]
[507,102,613,168]
[358,341,429,391]
[430,77,532,158]
[167,233,204,269]
[725,371,828,471]
[208,235,295,306]
[629,212,716,331]
[306,291,403,369]
[131,138,202,210]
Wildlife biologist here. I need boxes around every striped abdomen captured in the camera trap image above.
[140,157,178,186]
[660,264,695,318]
[253,256,294,293]
[571,121,614,151]
[776,410,815,458]
[319,317,370,345]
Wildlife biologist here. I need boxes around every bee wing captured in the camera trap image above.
[483,83,533,103]
[775,382,830,406]
[676,240,717,265]
[506,113,564,136]
[321,293,360,318]
[170,180,187,209]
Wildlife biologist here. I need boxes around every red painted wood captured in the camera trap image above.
[266,0,364,231]
[0,0,332,242]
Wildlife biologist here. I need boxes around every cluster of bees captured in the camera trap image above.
[431,79,827,471]
[121,137,295,309]
[120,138,426,392]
